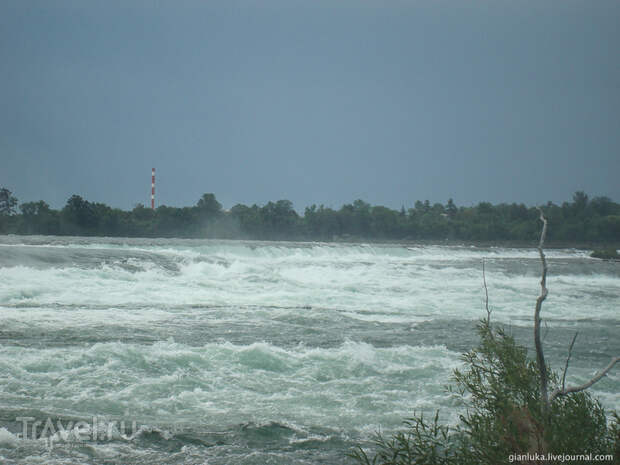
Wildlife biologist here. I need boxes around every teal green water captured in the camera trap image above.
[0,236,618,464]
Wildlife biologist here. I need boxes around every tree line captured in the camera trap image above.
[0,188,619,244]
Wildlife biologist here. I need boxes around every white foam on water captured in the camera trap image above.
[0,237,618,464]
[0,339,462,432]
[0,428,18,448]
[1,241,616,325]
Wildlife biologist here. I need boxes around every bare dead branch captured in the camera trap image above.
[482,259,491,326]
[531,209,619,407]
[561,332,578,393]
[551,356,620,402]
[478,208,619,413]
[534,208,550,411]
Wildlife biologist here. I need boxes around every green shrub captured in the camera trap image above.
[350,321,619,465]
[591,249,620,260]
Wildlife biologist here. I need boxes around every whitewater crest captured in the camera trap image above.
[0,237,618,465]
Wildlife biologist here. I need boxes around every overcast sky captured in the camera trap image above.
[1,0,619,211]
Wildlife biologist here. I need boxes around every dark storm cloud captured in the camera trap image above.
[1,0,619,210]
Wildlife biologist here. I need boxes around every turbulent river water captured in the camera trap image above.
[0,236,618,464]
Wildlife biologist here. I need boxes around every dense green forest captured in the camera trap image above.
[0,188,619,244]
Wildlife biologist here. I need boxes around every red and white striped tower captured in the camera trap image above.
[151,168,155,210]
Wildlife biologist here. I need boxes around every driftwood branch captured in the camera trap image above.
[551,356,620,402]
[561,332,578,393]
[534,208,550,411]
